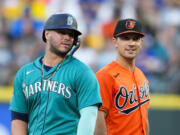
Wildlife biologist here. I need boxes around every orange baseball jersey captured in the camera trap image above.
[96,61,150,135]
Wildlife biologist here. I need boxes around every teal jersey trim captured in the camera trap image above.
[9,55,102,135]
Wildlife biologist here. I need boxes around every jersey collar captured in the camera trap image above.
[33,55,73,74]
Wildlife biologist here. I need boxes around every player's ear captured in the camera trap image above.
[45,30,50,41]
[112,37,118,48]
[140,38,143,49]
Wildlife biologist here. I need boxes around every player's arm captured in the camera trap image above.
[146,117,150,135]
[12,120,28,135]
[94,110,107,135]
[10,69,28,135]
[95,71,113,135]
[77,105,98,135]
[11,111,28,135]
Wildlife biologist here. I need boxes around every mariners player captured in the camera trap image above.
[95,19,150,135]
[10,13,102,135]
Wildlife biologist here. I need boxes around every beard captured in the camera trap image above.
[49,43,73,58]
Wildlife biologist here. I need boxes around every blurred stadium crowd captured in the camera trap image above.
[0,0,180,94]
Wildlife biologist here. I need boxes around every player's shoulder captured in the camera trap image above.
[16,57,40,76]
[135,66,148,81]
[96,61,118,81]
[135,66,146,76]
[96,61,117,75]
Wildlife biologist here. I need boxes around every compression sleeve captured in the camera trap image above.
[11,111,28,123]
[77,106,98,135]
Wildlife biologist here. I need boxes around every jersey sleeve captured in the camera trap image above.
[96,71,114,114]
[9,70,28,114]
[11,111,28,122]
[75,69,102,110]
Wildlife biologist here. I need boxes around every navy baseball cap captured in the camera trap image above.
[113,18,144,37]
[42,13,82,42]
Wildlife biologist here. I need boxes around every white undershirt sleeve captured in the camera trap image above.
[77,105,98,135]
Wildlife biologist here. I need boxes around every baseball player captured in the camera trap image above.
[9,13,102,135]
[95,19,150,135]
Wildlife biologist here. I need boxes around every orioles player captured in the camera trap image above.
[95,19,150,135]
[9,13,102,135]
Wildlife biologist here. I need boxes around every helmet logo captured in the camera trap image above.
[67,16,73,25]
[125,20,136,29]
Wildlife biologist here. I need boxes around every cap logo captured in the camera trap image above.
[125,20,136,29]
[67,16,73,25]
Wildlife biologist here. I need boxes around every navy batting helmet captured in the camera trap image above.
[42,13,82,42]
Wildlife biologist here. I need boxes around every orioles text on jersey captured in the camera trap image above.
[115,81,149,115]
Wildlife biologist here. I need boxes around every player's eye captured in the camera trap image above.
[68,33,74,38]
[133,36,140,41]
[120,36,130,40]
[55,30,74,38]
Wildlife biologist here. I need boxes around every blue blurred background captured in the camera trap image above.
[0,0,180,134]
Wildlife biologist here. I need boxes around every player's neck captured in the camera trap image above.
[116,57,135,72]
[43,53,65,67]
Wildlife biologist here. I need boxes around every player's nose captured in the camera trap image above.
[129,39,136,46]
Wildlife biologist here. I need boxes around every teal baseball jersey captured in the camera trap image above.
[10,55,102,135]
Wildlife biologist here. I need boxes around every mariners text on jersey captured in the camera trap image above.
[23,80,72,99]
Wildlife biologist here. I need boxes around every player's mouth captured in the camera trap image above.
[61,42,72,48]
[126,48,136,53]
